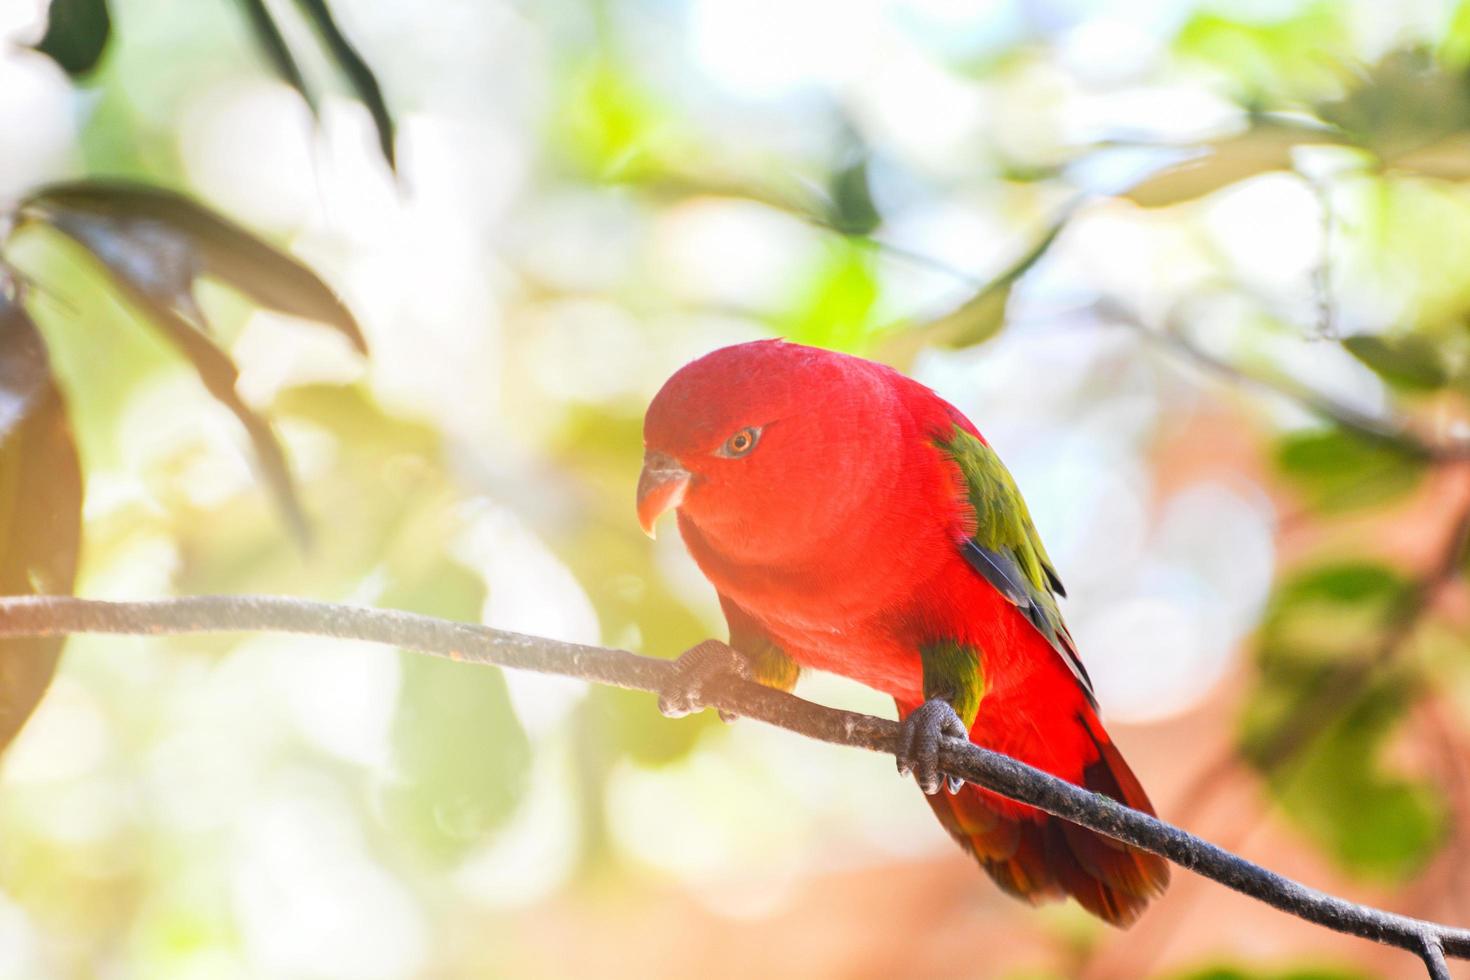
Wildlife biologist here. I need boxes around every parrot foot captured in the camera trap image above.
[658,640,751,721]
[896,698,969,796]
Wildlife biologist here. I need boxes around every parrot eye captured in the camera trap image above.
[719,426,761,458]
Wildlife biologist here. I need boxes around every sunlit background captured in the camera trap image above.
[3,0,1470,976]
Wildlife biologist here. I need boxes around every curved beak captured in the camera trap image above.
[637,452,691,539]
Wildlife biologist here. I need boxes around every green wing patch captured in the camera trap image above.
[938,425,1095,705]
[720,594,800,692]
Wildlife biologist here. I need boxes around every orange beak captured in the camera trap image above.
[637,452,691,539]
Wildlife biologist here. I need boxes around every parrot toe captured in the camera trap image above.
[658,639,751,720]
[896,698,969,795]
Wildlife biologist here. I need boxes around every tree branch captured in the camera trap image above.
[1098,299,1470,462]
[0,594,1467,973]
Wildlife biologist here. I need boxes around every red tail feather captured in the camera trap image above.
[914,703,1169,927]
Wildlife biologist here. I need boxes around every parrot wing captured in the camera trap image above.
[938,424,1096,706]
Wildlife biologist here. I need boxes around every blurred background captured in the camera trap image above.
[2,0,1470,976]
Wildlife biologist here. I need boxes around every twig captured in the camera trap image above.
[1307,172,1339,341]
[1098,300,1470,462]
[0,594,1466,974]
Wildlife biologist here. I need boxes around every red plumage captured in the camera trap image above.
[639,339,1168,925]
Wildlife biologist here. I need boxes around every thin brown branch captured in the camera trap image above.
[0,594,1466,974]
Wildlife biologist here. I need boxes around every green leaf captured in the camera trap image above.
[34,0,111,76]
[17,180,370,542]
[292,0,396,171]
[1168,964,1376,980]
[1262,562,1413,659]
[235,0,314,110]
[1268,678,1446,880]
[1242,563,1445,879]
[1122,125,1326,208]
[1242,561,1411,763]
[879,211,1068,367]
[825,152,881,237]
[1444,0,1470,67]
[1316,47,1470,162]
[233,0,394,171]
[1342,334,1450,391]
[139,299,311,543]
[779,240,880,354]
[1274,427,1428,512]
[554,58,666,178]
[23,181,367,349]
[0,294,82,752]
[1173,6,1350,101]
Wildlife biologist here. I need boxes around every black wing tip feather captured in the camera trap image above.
[961,540,1096,706]
[962,541,1031,605]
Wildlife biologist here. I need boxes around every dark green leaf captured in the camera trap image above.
[23,181,367,350]
[34,0,111,76]
[0,294,82,752]
[1343,334,1450,391]
[235,0,314,109]
[825,153,880,237]
[19,181,371,542]
[133,296,309,543]
[1274,427,1428,512]
[293,0,396,171]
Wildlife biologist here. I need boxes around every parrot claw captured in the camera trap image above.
[658,640,751,721]
[895,698,969,796]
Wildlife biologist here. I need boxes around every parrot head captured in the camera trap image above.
[637,339,904,560]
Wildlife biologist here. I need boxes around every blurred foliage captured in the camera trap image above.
[382,560,530,866]
[1174,5,1351,101]
[1243,563,1447,878]
[5,0,1470,975]
[1342,334,1453,392]
[0,296,80,754]
[1273,428,1429,514]
[34,0,397,170]
[1168,965,1375,980]
[548,407,718,768]
[19,181,367,540]
[33,0,110,76]
[0,181,378,756]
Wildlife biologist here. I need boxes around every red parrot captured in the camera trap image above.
[636,339,1169,926]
